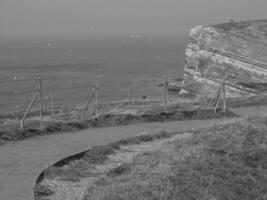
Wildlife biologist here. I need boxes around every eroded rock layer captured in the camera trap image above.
[183,20,267,98]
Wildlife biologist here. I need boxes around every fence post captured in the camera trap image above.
[202,81,208,105]
[166,76,169,103]
[163,75,168,112]
[51,88,55,115]
[95,80,99,115]
[214,87,222,114]
[20,92,39,129]
[222,75,226,113]
[38,77,43,129]
[81,87,96,119]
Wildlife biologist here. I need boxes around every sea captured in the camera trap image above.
[0,35,187,113]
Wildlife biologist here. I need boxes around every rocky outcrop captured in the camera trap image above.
[183,20,267,98]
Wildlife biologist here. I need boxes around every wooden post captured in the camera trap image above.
[163,75,168,112]
[95,80,99,115]
[51,88,55,115]
[38,77,43,129]
[222,75,226,113]
[81,87,96,119]
[20,92,39,128]
[214,87,222,114]
[166,76,169,103]
[203,81,207,105]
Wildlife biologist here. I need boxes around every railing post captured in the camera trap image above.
[51,88,55,115]
[38,77,43,129]
[163,75,168,112]
[214,87,222,114]
[81,87,96,119]
[166,76,169,103]
[222,75,226,113]
[20,92,39,129]
[95,80,98,115]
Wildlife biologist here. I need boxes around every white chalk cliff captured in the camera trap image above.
[183,20,267,98]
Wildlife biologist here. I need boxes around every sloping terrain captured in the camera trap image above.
[0,100,236,145]
[80,118,267,200]
[1,116,244,200]
[36,115,267,200]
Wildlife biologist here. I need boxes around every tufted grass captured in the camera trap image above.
[83,119,267,200]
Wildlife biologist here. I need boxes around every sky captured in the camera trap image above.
[1,0,267,39]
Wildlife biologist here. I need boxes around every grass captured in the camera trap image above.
[40,130,174,183]
[226,95,267,108]
[34,185,55,198]
[4,91,267,146]
[0,107,236,145]
[106,163,132,177]
[80,119,267,200]
[214,21,251,32]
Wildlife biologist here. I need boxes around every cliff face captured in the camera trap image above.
[183,20,267,98]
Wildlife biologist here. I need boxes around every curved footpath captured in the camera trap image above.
[0,106,266,200]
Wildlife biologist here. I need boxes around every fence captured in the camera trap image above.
[0,74,184,128]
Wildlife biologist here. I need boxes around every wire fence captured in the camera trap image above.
[0,72,233,130]
[0,74,181,119]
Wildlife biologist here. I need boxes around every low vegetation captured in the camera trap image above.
[4,92,267,146]
[226,94,267,108]
[39,130,175,183]
[35,116,267,200]
[81,118,267,200]
[0,107,236,145]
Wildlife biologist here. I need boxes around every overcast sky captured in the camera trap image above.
[1,0,267,38]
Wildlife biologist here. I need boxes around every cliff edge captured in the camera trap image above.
[183,20,267,98]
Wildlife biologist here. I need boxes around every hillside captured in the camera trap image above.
[36,116,267,200]
[84,119,267,200]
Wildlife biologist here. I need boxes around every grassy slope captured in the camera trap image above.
[0,106,236,145]
[82,118,267,200]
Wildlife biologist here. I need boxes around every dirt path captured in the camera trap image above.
[0,106,266,200]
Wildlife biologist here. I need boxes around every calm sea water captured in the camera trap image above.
[0,36,187,113]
